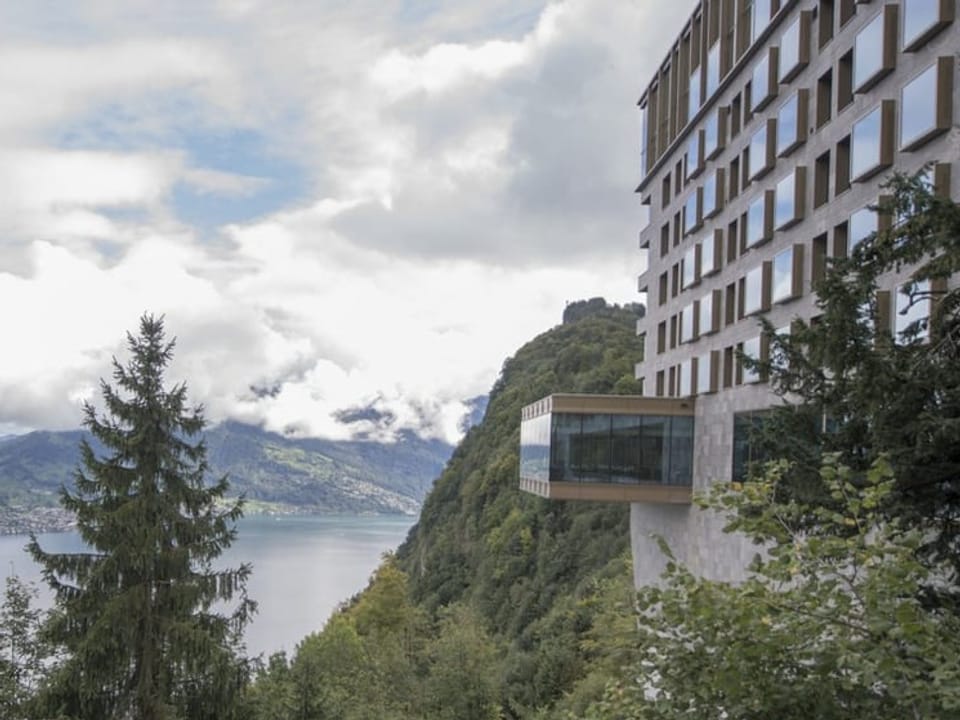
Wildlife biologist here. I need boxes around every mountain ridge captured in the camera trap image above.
[0,420,457,533]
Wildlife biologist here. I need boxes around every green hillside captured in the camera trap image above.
[244,300,647,719]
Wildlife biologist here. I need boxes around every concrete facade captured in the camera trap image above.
[632,0,960,585]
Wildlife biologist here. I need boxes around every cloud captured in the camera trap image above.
[0,0,687,443]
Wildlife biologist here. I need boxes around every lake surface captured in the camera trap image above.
[0,514,416,658]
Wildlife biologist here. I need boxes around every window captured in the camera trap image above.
[752,0,773,43]
[725,282,737,325]
[703,171,722,219]
[743,263,769,316]
[745,192,772,249]
[774,169,805,229]
[730,93,743,137]
[836,134,851,193]
[751,50,777,111]
[680,302,697,343]
[684,190,701,235]
[686,131,704,179]
[689,67,702,122]
[817,69,833,128]
[853,9,894,91]
[696,351,717,395]
[729,156,741,199]
[837,49,854,111]
[819,0,836,48]
[900,59,952,150]
[748,121,774,180]
[661,174,672,208]
[704,109,724,159]
[657,322,667,354]
[740,336,763,384]
[851,103,893,181]
[895,280,932,342]
[903,0,954,51]
[779,15,809,82]
[814,150,831,208]
[733,410,770,480]
[706,42,721,98]
[849,206,878,253]
[682,245,699,289]
[658,272,669,305]
[779,90,808,156]
[699,290,720,335]
[660,224,670,257]
[772,245,803,303]
[679,358,694,397]
[702,230,721,277]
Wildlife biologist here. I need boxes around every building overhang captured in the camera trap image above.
[519,394,695,505]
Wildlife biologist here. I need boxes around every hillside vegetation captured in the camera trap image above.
[0,422,452,532]
[244,300,646,719]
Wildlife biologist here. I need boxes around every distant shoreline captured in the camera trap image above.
[0,501,418,537]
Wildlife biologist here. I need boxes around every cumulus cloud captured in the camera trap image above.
[0,0,689,444]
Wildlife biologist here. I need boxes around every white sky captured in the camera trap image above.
[0,0,691,443]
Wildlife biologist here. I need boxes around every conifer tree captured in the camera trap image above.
[29,315,255,720]
[749,170,960,582]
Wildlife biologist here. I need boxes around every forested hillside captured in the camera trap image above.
[244,300,646,719]
[0,421,452,532]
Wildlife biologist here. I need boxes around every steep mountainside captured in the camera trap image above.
[0,421,453,526]
[394,302,644,711]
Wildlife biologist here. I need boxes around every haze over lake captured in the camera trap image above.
[0,514,416,658]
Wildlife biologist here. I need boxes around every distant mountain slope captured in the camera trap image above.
[0,421,453,521]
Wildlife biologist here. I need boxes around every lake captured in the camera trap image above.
[0,513,416,658]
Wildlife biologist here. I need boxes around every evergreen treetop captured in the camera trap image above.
[29,314,255,720]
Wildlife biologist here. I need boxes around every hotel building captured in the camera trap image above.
[520,0,959,586]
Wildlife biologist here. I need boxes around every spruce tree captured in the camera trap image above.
[29,315,255,720]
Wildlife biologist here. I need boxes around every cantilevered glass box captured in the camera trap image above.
[519,394,695,503]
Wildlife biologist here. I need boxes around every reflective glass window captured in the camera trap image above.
[742,336,762,383]
[849,206,877,253]
[686,132,702,178]
[772,246,795,303]
[702,233,718,276]
[680,302,696,343]
[577,414,611,482]
[520,413,551,482]
[684,192,699,234]
[682,246,698,289]
[751,54,773,111]
[744,265,765,315]
[777,93,800,154]
[748,124,770,179]
[639,416,669,483]
[752,0,773,43]
[706,42,720,98]
[900,63,938,149]
[746,195,767,248]
[903,0,942,49]
[679,359,693,397]
[779,17,801,81]
[689,68,701,122]
[854,12,885,90]
[851,106,882,179]
[697,352,714,395]
[775,172,797,228]
[704,111,720,158]
[700,291,716,334]
[550,413,581,482]
[610,415,642,484]
[703,173,718,218]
